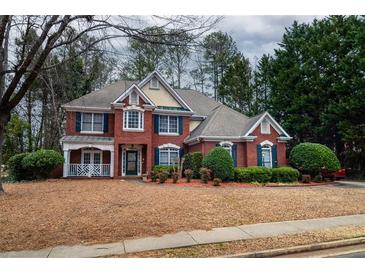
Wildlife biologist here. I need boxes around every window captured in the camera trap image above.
[150,77,160,89]
[261,145,272,168]
[159,148,179,166]
[129,91,138,105]
[159,115,178,134]
[123,111,144,130]
[261,119,270,134]
[81,113,103,132]
[221,143,232,157]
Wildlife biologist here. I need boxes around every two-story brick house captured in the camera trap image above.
[61,71,292,178]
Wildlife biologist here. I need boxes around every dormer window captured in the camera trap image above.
[129,91,138,105]
[261,119,270,134]
[150,77,160,89]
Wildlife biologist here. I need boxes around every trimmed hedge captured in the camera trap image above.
[289,143,340,176]
[202,147,234,181]
[153,165,177,175]
[271,167,300,183]
[235,166,272,183]
[8,150,64,181]
[183,152,203,178]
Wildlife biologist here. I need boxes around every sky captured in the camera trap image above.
[216,15,324,63]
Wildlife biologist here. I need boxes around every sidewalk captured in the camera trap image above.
[1,214,365,258]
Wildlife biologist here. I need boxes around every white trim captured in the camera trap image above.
[150,77,160,89]
[81,149,103,165]
[138,71,193,112]
[159,132,179,136]
[261,145,273,168]
[158,143,180,149]
[62,143,114,152]
[153,108,193,116]
[129,91,139,105]
[260,140,274,146]
[243,112,291,138]
[219,141,234,146]
[159,146,180,166]
[62,106,112,112]
[123,110,144,131]
[80,131,104,134]
[260,118,271,134]
[184,135,258,144]
[121,145,143,176]
[122,105,145,112]
[112,84,156,106]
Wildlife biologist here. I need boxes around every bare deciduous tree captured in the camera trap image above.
[0,15,220,192]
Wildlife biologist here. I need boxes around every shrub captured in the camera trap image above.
[150,171,158,182]
[235,166,272,183]
[158,171,169,183]
[289,143,341,176]
[302,174,311,183]
[202,147,234,181]
[184,169,193,182]
[153,165,177,175]
[171,171,178,184]
[313,174,323,183]
[22,149,64,179]
[8,153,30,181]
[213,178,222,186]
[200,167,211,184]
[183,152,203,178]
[271,167,300,183]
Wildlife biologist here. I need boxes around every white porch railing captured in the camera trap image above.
[66,164,111,177]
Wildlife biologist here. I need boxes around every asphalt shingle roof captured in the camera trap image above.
[62,79,268,141]
[61,136,114,143]
[62,80,136,109]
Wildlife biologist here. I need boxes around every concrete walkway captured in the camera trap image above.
[1,214,365,258]
[334,180,365,188]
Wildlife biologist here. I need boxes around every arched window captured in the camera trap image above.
[219,141,233,157]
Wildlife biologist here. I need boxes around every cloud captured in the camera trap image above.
[217,15,325,61]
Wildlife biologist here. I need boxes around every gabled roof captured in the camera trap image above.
[138,71,193,112]
[112,83,155,106]
[185,104,251,142]
[242,111,291,138]
[62,80,137,110]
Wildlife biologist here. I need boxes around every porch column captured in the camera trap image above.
[110,150,114,178]
[63,149,70,177]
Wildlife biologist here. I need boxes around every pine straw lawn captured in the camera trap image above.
[1,179,365,252]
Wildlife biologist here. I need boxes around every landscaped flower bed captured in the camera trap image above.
[145,178,332,188]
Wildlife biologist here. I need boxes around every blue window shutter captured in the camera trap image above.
[76,112,81,132]
[154,147,159,165]
[154,115,159,133]
[178,116,183,135]
[179,148,184,158]
[103,113,109,133]
[232,144,237,167]
[215,143,220,147]
[272,144,278,167]
[257,144,262,166]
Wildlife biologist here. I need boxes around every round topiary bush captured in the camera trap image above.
[22,149,64,179]
[289,143,341,176]
[202,147,234,181]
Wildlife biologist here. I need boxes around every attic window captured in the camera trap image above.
[150,77,160,89]
[261,119,270,134]
[129,91,138,105]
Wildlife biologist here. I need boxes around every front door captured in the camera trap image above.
[126,151,138,175]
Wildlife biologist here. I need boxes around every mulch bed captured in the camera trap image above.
[145,178,332,188]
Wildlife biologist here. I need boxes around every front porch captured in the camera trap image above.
[61,136,115,178]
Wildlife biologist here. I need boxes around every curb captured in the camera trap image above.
[222,236,365,258]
